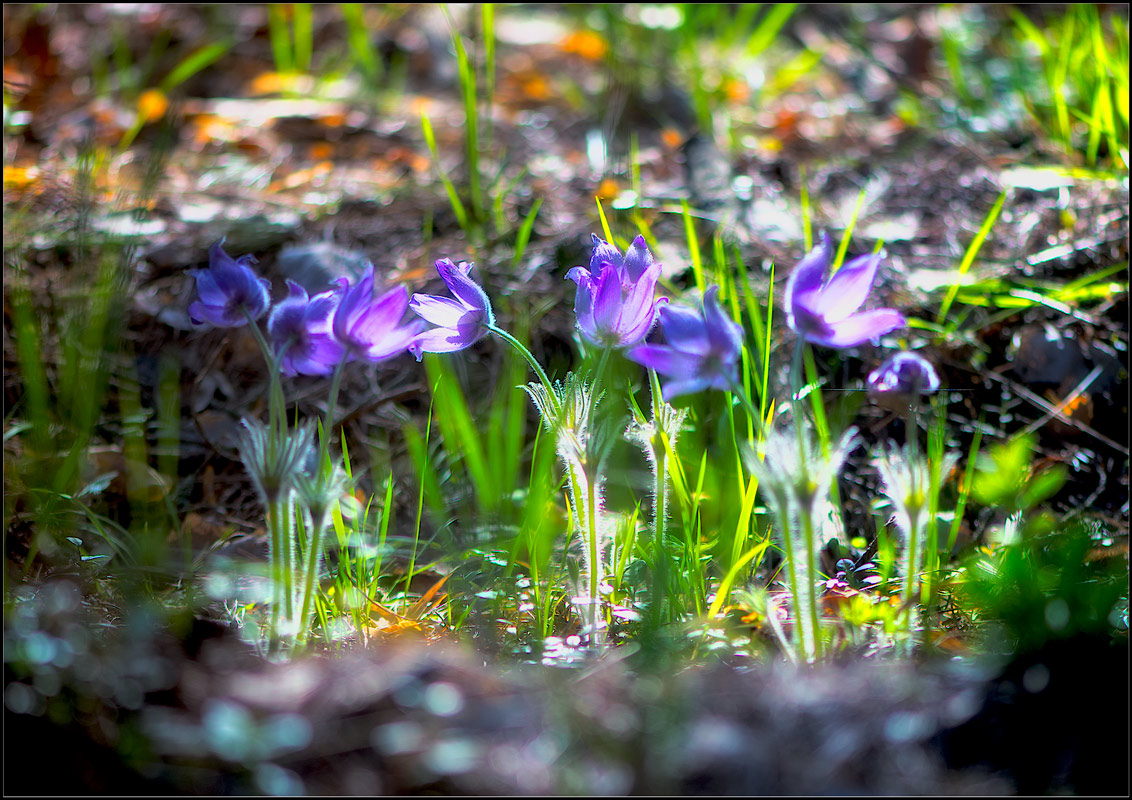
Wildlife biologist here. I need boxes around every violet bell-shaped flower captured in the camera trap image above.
[786,233,905,349]
[627,285,743,401]
[331,263,421,363]
[188,239,271,327]
[867,351,940,399]
[566,234,667,348]
[267,280,346,377]
[408,258,495,360]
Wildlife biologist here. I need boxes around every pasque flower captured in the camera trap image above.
[627,285,743,401]
[566,234,667,348]
[267,281,346,377]
[786,233,905,349]
[408,258,495,360]
[867,351,940,399]
[188,239,271,327]
[331,263,421,363]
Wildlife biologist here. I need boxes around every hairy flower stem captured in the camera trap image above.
[295,507,329,650]
[786,336,821,660]
[266,493,294,655]
[489,325,560,416]
[242,307,288,445]
[798,497,823,662]
[649,369,669,627]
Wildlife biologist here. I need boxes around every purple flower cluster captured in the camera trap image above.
[189,241,424,376]
[190,229,911,400]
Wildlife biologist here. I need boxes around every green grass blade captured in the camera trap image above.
[937,190,1007,326]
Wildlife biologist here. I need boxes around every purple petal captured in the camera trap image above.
[591,262,623,334]
[617,296,666,347]
[814,251,881,322]
[620,235,653,282]
[702,286,743,358]
[436,259,493,319]
[348,285,410,344]
[410,294,469,327]
[816,309,906,348]
[333,264,375,341]
[659,376,717,402]
[588,234,622,274]
[409,324,479,359]
[786,233,832,325]
[617,259,662,336]
[189,268,227,306]
[657,304,711,355]
[362,328,420,362]
[625,344,704,380]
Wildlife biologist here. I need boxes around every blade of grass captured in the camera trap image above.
[936,190,1007,326]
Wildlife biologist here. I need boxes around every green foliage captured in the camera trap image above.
[956,517,1127,653]
[969,433,1066,514]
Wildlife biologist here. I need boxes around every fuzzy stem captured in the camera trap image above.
[798,498,823,662]
[295,505,330,650]
[774,498,807,664]
[266,492,286,655]
[648,368,669,627]
[241,307,287,445]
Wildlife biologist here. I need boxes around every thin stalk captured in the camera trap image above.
[323,354,349,457]
[241,308,287,445]
[773,499,806,664]
[585,462,603,643]
[296,506,329,649]
[488,324,560,416]
[266,492,288,655]
[648,369,669,627]
[797,495,823,662]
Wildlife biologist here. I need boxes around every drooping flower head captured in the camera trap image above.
[267,280,346,376]
[786,233,905,349]
[866,351,940,399]
[188,239,271,327]
[408,258,495,360]
[626,285,743,401]
[566,234,667,348]
[331,263,421,363]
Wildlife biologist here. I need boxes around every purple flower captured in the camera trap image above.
[786,233,905,348]
[267,280,346,377]
[188,240,271,327]
[866,351,940,398]
[408,258,495,360]
[331,263,421,363]
[565,234,667,348]
[626,285,743,401]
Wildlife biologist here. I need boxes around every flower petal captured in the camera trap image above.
[591,262,623,335]
[410,294,469,327]
[656,304,711,355]
[659,376,716,402]
[786,232,832,329]
[348,285,410,344]
[436,259,493,321]
[625,344,705,381]
[408,324,479,360]
[814,251,881,322]
[588,234,622,274]
[702,286,744,358]
[620,235,653,282]
[817,309,906,348]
